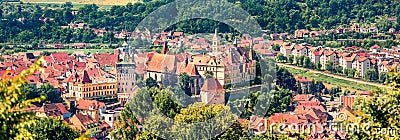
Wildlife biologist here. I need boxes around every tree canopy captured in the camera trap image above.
[0,58,45,139]
[351,69,400,139]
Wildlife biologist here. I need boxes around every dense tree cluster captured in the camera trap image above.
[2,0,400,45]
[350,69,400,139]
[0,58,80,140]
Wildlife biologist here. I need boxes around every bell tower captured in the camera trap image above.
[212,28,220,52]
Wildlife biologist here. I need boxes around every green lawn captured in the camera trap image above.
[27,48,114,54]
[285,67,375,92]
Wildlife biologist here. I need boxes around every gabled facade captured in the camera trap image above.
[320,50,338,70]
[200,78,225,105]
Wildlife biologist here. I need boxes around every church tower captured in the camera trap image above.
[161,39,169,54]
[249,43,254,60]
[116,33,137,105]
[212,28,220,53]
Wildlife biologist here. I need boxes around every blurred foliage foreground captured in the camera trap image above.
[0,58,81,140]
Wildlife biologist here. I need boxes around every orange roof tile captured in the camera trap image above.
[76,99,105,110]
[147,54,177,73]
[201,78,224,92]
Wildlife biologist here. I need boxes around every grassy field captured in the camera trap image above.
[22,0,140,5]
[285,67,375,92]
[27,48,114,54]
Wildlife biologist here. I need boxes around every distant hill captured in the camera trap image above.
[22,0,140,5]
[2,0,21,2]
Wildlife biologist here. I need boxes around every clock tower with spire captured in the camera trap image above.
[212,28,220,53]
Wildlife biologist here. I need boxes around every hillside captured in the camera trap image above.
[22,0,140,5]
[2,0,400,44]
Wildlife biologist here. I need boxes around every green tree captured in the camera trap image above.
[309,80,317,94]
[348,68,356,78]
[178,72,193,96]
[315,81,325,93]
[102,32,116,43]
[364,69,378,81]
[344,68,349,76]
[0,58,45,139]
[21,83,38,100]
[204,71,214,78]
[287,54,294,64]
[325,60,334,73]
[334,65,343,74]
[28,117,80,140]
[61,2,73,9]
[171,103,245,139]
[303,56,311,68]
[315,60,322,70]
[275,53,287,62]
[350,70,400,139]
[276,67,297,90]
[272,44,280,51]
[145,77,157,88]
[379,72,388,83]
[112,103,140,140]
[296,82,302,94]
[38,84,62,103]
[152,88,182,118]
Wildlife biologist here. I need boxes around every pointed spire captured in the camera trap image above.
[161,39,169,54]
[122,33,128,47]
[213,28,218,40]
[233,37,238,48]
[184,55,188,66]
[81,70,92,84]
[212,28,220,52]
[249,43,254,60]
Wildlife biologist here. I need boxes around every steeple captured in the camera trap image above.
[212,28,220,52]
[233,37,238,48]
[161,39,169,54]
[213,28,218,40]
[249,44,254,60]
[81,70,92,84]
[184,55,188,66]
[122,35,128,47]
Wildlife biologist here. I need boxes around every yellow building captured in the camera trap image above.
[67,68,117,101]
[145,30,256,92]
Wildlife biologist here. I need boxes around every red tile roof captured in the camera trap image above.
[357,57,369,62]
[93,54,118,67]
[76,99,105,110]
[296,76,312,83]
[269,113,299,124]
[323,50,335,56]
[370,44,380,49]
[177,63,199,76]
[147,54,177,73]
[51,52,70,62]
[201,78,224,92]
[37,103,70,117]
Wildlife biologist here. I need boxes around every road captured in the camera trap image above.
[277,63,390,89]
